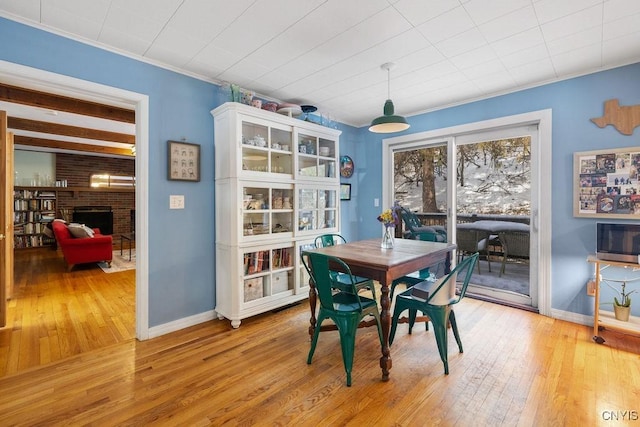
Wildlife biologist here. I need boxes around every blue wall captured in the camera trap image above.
[3,16,639,325]
[352,62,640,317]
[0,18,219,326]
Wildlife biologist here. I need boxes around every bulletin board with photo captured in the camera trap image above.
[574,146,640,218]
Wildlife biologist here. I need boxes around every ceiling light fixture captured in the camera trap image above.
[369,62,410,134]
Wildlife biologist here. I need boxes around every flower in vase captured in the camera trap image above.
[377,202,400,228]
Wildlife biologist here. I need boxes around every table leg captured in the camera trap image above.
[379,280,392,381]
[308,278,317,337]
[120,235,124,257]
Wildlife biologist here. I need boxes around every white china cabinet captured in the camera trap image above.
[212,102,341,328]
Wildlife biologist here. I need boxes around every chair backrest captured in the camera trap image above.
[456,228,489,252]
[400,206,447,242]
[499,231,530,258]
[400,206,423,233]
[305,252,364,312]
[426,252,479,306]
[314,233,347,248]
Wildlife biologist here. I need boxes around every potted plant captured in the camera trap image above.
[605,279,636,321]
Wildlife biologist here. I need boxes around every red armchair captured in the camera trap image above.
[51,220,113,271]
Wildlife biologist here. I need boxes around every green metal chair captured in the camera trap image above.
[390,252,478,375]
[314,234,376,300]
[399,206,447,242]
[304,252,383,387]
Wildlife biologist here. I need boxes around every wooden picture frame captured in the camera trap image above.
[574,146,640,218]
[340,183,351,201]
[168,141,200,182]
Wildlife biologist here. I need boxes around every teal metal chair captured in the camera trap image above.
[390,210,447,302]
[399,206,447,242]
[314,234,376,300]
[390,252,478,375]
[304,252,383,387]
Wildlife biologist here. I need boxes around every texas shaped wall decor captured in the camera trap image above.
[590,99,640,136]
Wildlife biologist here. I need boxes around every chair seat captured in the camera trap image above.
[332,293,378,312]
[333,272,372,286]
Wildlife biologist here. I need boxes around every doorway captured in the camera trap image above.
[382,111,552,315]
[0,61,150,341]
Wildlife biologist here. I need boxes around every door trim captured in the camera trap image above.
[0,60,151,339]
[382,109,552,316]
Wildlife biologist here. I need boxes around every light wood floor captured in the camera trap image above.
[1,257,640,426]
[0,248,135,376]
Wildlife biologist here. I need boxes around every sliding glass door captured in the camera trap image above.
[389,124,539,309]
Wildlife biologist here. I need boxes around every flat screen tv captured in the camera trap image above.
[596,222,640,263]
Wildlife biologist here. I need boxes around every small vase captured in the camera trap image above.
[381,226,395,249]
[613,304,630,322]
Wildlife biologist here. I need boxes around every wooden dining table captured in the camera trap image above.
[305,238,457,381]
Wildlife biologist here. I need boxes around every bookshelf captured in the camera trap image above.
[13,187,57,249]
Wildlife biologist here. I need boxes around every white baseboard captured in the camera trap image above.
[549,308,593,327]
[147,310,217,339]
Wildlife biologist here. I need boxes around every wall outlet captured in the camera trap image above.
[586,279,596,296]
[374,198,379,207]
[170,195,185,209]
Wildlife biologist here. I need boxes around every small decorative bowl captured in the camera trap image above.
[262,102,278,112]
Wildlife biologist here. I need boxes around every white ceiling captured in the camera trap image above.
[1,0,640,129]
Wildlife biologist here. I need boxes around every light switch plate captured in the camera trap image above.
[170,195,185,209]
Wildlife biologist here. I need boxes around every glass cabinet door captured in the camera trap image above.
[297,133,337,179]
[297,187,338,232]
[243,185,294,238]
[270,128,293,175]
[297,188,317,231]
[242,119,293,175]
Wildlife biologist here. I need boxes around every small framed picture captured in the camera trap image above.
[168,141,200,182]
[340,183,351,201]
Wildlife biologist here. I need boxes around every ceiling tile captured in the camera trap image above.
[463,0,531,25]
[41,6,104,40]
[164,0,253,41]
[188,43,242,73]
[102,5,166,44]
[603,13,640,41]
[449,45,497,70]
[546,27,602,56]
[435,28,487,58]
[416,6,475,44]
[45,0,111,23]
[602,32,640,66]
[508,58,556,85]
[490,27,545,57]
[98,27,152,56]
[209,0,326,59]
[550,44,602,75]
[478,6,538,43]
[0,0,40,21]
[393,0,460,26]
[500,44,549,68]
[540,5,603,42]
[460,59,507,80]
[471,70,517,93]
[604,0,640,22]
[533,0,602,24]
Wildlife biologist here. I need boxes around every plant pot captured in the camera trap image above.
[613,304,631,322]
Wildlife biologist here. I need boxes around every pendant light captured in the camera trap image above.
[369,62,410,133]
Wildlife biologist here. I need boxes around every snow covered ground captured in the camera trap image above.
[395,155,531,216]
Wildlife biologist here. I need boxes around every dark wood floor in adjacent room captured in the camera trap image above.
[1,248,639,425]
